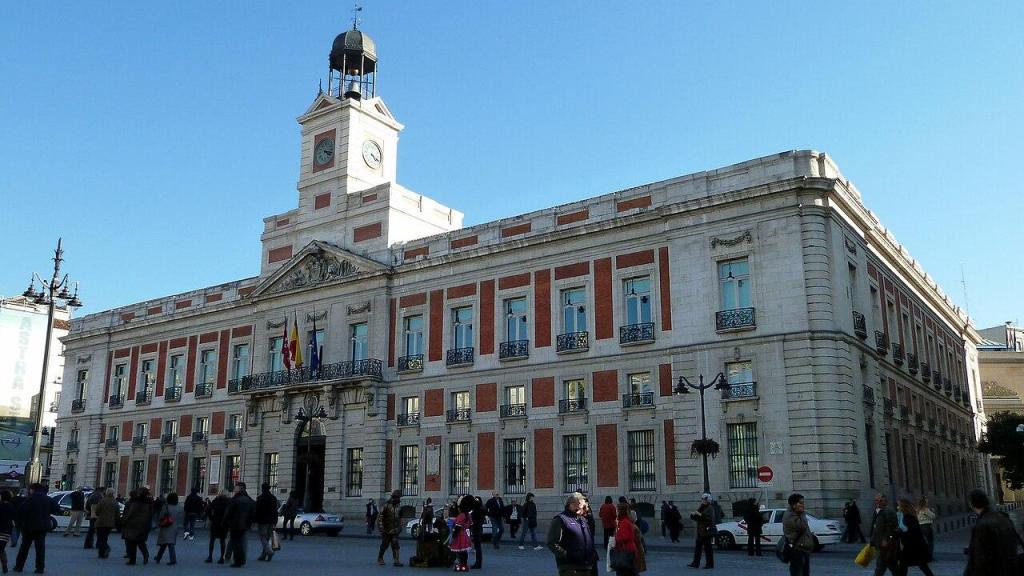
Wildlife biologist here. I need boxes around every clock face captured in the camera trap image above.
[314,138,335,166]
[362,140,382,169]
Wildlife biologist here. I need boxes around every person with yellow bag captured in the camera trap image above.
[854,542,875,567]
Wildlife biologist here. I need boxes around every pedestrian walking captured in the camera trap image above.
[507,498,522,540]
[869,493,899,576]
[83,486,103,549]
[518,492,542,549]
[376,490,403,566]
[93,488,118,559]
[742,498,764,556]
[204,490,230,564]
[9,491,25,549]
[366,498,379,535]
[255,483,279,562]
[450,500,474,572]
[844,500,866,543]
[470,496,485,568]
[599,496,617,550]
[660,501,669,538]
[281,491,300,540]
[485,491,506,549]
[182,487,204,541]
[13,483,58,574]
[0,490,16,573]
[964,489,1020,576]
[687,493,716,569]
[916,497,935,563]
[547,492,598,576]
[611,502,639,576]
[782,493,813,576]
[894,498,934,576]
[63,487,85,537]
[120,486,154,565]
[154,492,179,565]
[224,482,255,568]
[666,501,683,543]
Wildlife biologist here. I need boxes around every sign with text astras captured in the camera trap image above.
[757,465,774,486]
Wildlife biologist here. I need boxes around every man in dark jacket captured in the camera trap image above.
[224,482,255,567]
[869,493,899,576]
[965,489,1020,575]
[470,496,486,568]
[485,491,506,549]
[254,483,280,562]
[518,493,541,549]
[14,483,60,574]
[183,487,204,541]
[687,493,716,569]
[742,498,765,556]
[547,492,597,576]
[366,498,378,534]
[83,487,105,549]
[63,487,85,537]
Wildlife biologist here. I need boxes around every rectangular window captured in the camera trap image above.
[163,419,177,436]
[404,315,424,356]
[75,369,88,400]
[452,391,470,411]
[168,354,184,388]
[865,424,876,489]
[563,434,588,493]
[719,258,751,310]
[504,298,529,341]
[403,396,420,415]
[623,276,652,325]
[192,457,207,494]
[65,463,76,490]
[159,458,175,495]
[727,361,753,384]
[196,416,209,435]
[131,460,145,490]
[140,359,155,392]
[108,425,119,442]
[347,448,364,496]
[351,323,368,361]
[134,422,147,439]
[104,462,117,490]
[224,455,240,492]
[264,453,279,489]
[627,430,656,491]
[452,307,474,349]
[504,438,527,495]
[112,363,127,396]
[401,445,419,495]
[727,423,759,488]
[199,349,217,385]
[268,337,284,372]
[449,442,471,494]
[231,344,250,380]
[565,378,586,401]
[228,414,242,433]
[561,288,587,333]
[506,385,525,406]
[628,373,651,395]
[306,329,325,362]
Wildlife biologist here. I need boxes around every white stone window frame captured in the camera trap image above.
[622,426,659,492]
[561,374,589,402]
[108,424,119,442]
[402,395,421,416]
[450,389,473,412]
[444,297,477,353]
[348,321,370,362]
[713,252,754,313]
[445,437,474,496]
[552,276,592,339]
[500,293,531,345]
[230,340,252,381]
[504,383,527,406]
[167,350,186,389]
[626,371,653,396]
[112,362,128,398]
[398,305,427,359]
[138,355,157,395]
[557,430,592,494]
[75,369,89,401]
[500,436,529,495]
[198,348,217,385]
[613,264,658,333]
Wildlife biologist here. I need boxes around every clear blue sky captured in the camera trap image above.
[2,1,1021,332]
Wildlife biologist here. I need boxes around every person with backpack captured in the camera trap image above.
[517,492,541,549]
[154,492,179,565]
[743,498,765,556]
[687,493,716,569]
[782,493,814,576]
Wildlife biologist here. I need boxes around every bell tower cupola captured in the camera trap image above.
[327,14,377,101]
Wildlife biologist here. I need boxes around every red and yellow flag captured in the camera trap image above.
[290,315,303,368]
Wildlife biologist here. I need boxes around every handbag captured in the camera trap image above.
[775,535,792,564]
[158,514,174,528]
[854,544,875,567]
[609,548,635,572]
[271,529,281,551]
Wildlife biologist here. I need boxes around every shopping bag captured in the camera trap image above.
[271,529,281,551]
[854,544,875,567]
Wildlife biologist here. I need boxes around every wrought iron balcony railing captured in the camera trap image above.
[883,397,893,416]
[716,307,756,331]
[558,397,588,414]
[108,394,124,409]
[397,412,421,426]
[66,441,79,453]
[225,428,242,440]
[104,438,119,449]
[500,403,527,418]
[165,386,182,402]
[928,418,936,431]
[892,342,905,365]
[862,385,875,405]
[446,348,475,367]
[875,331,889,355]
[899,405,909,419]
[446,408,471,423]
[915,414,924,428]
[921,362,931,382]
[907,353,919,374]
[556,331,589,353]
[131,436,147,447]
[228,359,384,393]
[161,433,176,446]
[71,399,86,413]
[932,371,942,391]
[619,322,655,344]
[397,354,424,373]
[191,431,208,443]
[943,378,952,396]
[622,392,655,408]
[195,383,213,398]
[852,311,868,339]
[135,390,152,405]
[499,340,530,360]
[721,382,758,400]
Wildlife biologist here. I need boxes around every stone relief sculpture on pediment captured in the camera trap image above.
[270,251,360,294]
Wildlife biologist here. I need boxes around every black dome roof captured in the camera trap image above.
[330,29,377,71]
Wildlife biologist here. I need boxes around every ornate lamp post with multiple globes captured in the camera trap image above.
[20,238,83,486]
[674,372,727,493]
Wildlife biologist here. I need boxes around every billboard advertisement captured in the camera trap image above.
[0,304,48,463]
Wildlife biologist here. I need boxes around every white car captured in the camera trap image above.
[276,506,343,536]
[47,490,124,531]
[406,514,492,539]
[714,508,841,552]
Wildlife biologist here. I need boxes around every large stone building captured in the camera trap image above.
[979,323,1024,501]
[53,27,988,522]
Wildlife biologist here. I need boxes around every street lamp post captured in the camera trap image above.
[20,238,83,486]
[675,372,727,494]
[294,403,328,511]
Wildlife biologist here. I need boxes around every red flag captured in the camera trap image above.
[281,320,291,370]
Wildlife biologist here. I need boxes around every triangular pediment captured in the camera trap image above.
[250,241,389,297]
[301,93,341,117]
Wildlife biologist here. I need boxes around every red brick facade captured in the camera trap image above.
[596,424,618,487]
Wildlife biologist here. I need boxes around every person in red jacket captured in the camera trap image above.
[599,496,618,549]
[612,502,639,576]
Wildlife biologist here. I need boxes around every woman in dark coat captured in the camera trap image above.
[0,490,15,573]
[205,490,231,563]
[120,487,154,565]
[896,498,935,576]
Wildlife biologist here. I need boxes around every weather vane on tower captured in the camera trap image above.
[351,3,362,29]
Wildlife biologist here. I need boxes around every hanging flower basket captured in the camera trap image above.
[690,438,721,459]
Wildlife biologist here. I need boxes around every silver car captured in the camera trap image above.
[276,506,343,536]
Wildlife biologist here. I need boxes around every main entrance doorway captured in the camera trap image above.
[294,421,326,512]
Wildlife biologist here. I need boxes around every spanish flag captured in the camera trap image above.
[290,314,303,369]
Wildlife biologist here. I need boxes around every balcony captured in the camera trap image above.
[907,353,919,375]
[874,331,889,355]
[446,408,471,423]
[165,386,182,402]
[720,382,757,400]
[862,385,875,405]
[397,412,421,427]
[66,441,79,453]
[915,414,924,428]
[932,371,942,391]
[943,378,952,396]
[928,418,936,432]
[899,405,909,420]
[104,438,119,449]
[883,397,893,416]
[195,383,213,399]
[225,428,242,441]
[622,392,655,408]
[228,359,384,394]
[71,399,86,413]
[500,403,527,418]
[852,311,868,339]
[921,362,931,382]
[716,307,756,331]
[558,397,588,414]
[161,433,176,446]
[556,331,589,354]
[619,322,655,344]
[135,390,152,406]
[499,340,530,360]
[397,354,424,373]
[191,431,208,443]
[131,436,146,448]
[892,342,905,365]
[108,394,124,409]
[446,348,474,368]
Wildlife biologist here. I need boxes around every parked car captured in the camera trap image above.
[47,489,124,531]
[714,508,841,552]
[406,513,492,539]
[276,505,343,536]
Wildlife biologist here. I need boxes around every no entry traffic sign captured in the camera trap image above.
[757,465,774,485]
